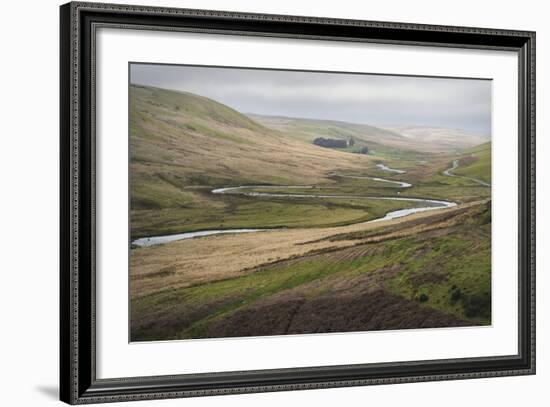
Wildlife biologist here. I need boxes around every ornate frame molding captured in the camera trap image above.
[60,2,535,404]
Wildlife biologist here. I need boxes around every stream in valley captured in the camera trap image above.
[133,162,459,247]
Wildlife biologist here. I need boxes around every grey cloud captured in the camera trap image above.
[130,63,492,135]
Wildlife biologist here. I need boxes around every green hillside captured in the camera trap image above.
[454,142,491,183]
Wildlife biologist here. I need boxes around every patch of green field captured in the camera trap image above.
[384,230,491,323]
[130,193,421,239]
[389,150,491,203]
[130,175,196,210]
[453,142,491,183]
[324,201,491,322]
[403,179,491,203]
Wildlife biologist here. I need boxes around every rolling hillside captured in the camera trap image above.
[130,85,372,209]
[453,141,491,183]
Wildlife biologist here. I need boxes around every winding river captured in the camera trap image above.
[376,163,406,174]
[133,163,457,247]
[333,173,412,188]
[443,159,491,187]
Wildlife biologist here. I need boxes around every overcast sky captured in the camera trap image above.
[130,63,492,135]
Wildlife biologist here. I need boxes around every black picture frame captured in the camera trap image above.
[60,1,536,404]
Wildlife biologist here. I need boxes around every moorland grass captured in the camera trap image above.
[131,202,491,340]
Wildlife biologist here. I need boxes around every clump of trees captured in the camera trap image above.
[312,136,369,155]
[313,137,348,148]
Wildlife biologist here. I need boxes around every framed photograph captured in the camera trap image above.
[60,1,535,404]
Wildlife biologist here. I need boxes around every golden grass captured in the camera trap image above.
[130,201,485,299]
[131,86,374,188]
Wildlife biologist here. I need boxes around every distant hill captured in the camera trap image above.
[249,114,414,156]
[250,114,489,154]
[383,126,490,152]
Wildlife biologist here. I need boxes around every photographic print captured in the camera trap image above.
[129,63,492,342]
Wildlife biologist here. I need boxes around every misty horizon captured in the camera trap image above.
[243,112,491,137]
[130,63,492,136]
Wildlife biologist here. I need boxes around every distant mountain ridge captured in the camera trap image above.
[383,126,490,152]
[249,114,488,153]
[248,114,409,153]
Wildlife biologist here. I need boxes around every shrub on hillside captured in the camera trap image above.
[313,137,348,148]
